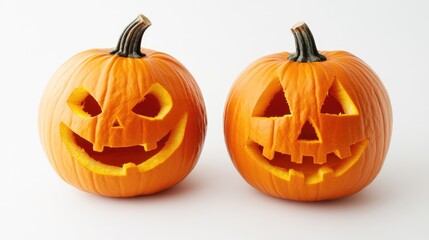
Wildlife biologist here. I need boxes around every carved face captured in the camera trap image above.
[248,75,368,184]
[40,15,206,197]
[224,51,392,201]
[62,81,187,174]
[39,49,206,197]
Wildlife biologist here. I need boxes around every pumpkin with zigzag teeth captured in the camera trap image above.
[224,22,392,201]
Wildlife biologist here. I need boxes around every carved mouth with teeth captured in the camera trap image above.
[246,139,369,184]
[59,114,187,176]
[71,129,171,167]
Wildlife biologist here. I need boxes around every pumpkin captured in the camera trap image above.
[224,22,392,201]
[39,15,207,197]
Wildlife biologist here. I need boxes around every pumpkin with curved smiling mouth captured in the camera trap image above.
[224,22,392,201]
[63,125,172,169]
[39,15,207,197]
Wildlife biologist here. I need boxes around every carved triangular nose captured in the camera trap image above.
[111,117,123,128]
[298,120,320,141]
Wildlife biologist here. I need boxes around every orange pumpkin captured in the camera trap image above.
[39,15,207,197]
[224,22,392,201]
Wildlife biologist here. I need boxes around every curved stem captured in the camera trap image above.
[288,22,326,62]
[110,14,151,58]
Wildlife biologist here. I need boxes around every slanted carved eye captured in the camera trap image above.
[253,80,292,117]
[67,87,102,118]
[321,78,358,115]
[132,83,172,119]
[132,93,160,118]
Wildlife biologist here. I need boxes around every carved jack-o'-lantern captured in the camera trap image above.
[224,23,392,201]
[39,15,207,197]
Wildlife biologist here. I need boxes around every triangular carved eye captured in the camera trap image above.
[264,91,291,117]
[321,79,358,115]
[67,87,102,118]
[321,93,344,114]
[253,80,292,117]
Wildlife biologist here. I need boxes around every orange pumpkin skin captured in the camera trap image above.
[39,15,206,197]
[224,23,392,201]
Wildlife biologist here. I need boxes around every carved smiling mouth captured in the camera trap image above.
[59,114,187,176]
[71,130,171,167]
[246,139,368,184]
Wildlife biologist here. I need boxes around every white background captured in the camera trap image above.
[1,0,428,239]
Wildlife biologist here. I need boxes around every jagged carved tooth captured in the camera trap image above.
[317,166,334,180]
[123,162,138,175]
[334,147,352,159]
[262,147,275,160]
[291,154,303,164]
[288,169,305,183]
[314,153,327,165]
[141,142,158,152]
[92,143,104,152]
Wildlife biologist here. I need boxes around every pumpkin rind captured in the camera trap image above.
[224,23,392,201]
[39,15,207,197]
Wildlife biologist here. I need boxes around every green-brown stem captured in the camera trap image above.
[110,14,151,58]
[288,22,326,62]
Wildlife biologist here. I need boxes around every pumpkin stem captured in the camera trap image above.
[288,22,326,62]
[110,14,151,58]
